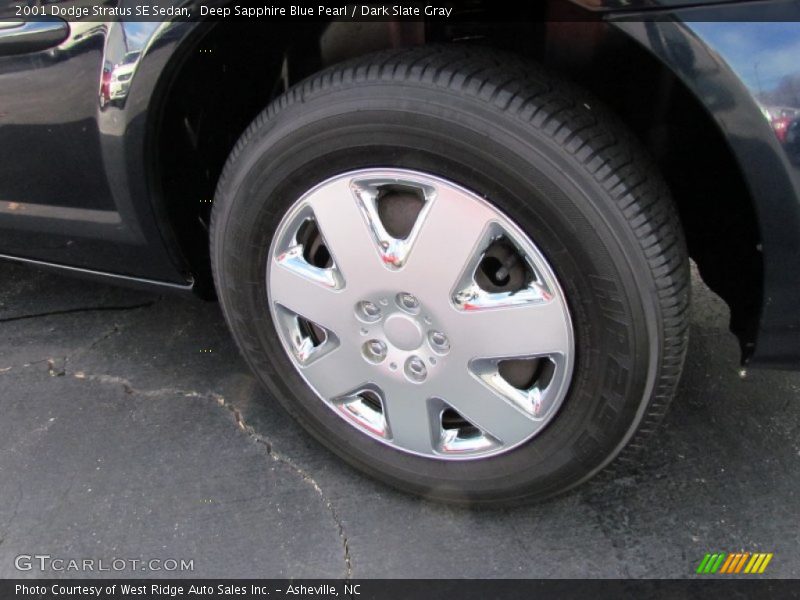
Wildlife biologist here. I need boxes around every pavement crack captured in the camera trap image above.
[47,358,65,377]
[4,299,159,376]
[0,299,158,324]
[46,325,122,377]
[0,357,53,376]
[63,368,355,578]
[213,395,353,579]
[268,447,354,579]
[71,371,215,400]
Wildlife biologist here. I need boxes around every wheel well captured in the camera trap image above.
[154,13,761,357]
[540,21,762,359]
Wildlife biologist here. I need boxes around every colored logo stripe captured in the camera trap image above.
[697,553,726,574]
[745,553,774,574]
[720,553,748,573]
[719,553,736,573]
[696,553,773,574]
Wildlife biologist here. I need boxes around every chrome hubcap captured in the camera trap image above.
[267,169,574,459]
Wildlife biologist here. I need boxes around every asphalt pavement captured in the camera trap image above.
[1,259,799,579]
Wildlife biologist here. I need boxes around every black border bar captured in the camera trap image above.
[3,579,800,600]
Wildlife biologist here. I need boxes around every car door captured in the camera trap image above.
[0,0,190,284]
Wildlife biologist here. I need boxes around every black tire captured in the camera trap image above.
[210,46,690,505]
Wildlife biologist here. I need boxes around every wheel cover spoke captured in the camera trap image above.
[451,298,571,359]
[267,169,574,460]
[299,344,374,400]
[304,176,387,286]
[431,366,538,446]
[398,185,495,297]
[270,256,349,332]
[379,380,438,455]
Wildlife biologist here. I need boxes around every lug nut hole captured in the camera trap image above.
[405,356,427,383]
[396,292,420,314]
[428,330,450,354]
[356,300,382,323]
[362,339,387,363]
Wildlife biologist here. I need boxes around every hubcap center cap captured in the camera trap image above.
[383,313,423,351]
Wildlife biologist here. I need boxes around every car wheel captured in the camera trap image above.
[210,46,690,505]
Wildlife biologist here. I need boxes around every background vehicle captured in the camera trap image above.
[106,49,141,102]
[1,0,799,504]
[761,105,800,143]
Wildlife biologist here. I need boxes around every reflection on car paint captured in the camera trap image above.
[688,22,800,164]
[100,22,160,108]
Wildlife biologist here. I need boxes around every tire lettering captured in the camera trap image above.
[589,275,626,316]
[576,431,600,462]
[604,355,628,398]
[594,396,618,429]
